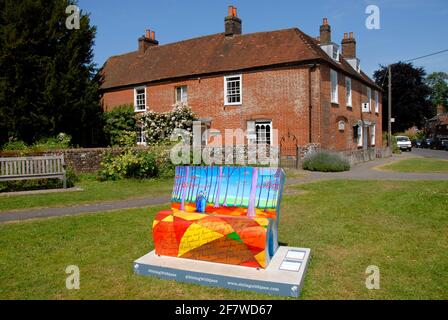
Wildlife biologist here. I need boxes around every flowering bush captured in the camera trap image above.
[139,102,198,145]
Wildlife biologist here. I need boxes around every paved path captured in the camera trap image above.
[287,152,448,185]
[1,152,447,224]
[0,195,170,223]
[410,148,448,160]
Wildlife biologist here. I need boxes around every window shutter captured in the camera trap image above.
[247,121,256,145]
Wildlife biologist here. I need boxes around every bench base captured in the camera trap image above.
[133,246,311,298]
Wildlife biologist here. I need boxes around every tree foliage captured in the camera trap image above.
[373,62,434,133]
[102,105,136,147]
[0,0,103,147]
[426,72,448,112]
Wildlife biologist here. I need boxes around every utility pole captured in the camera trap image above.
[388,65,392,151]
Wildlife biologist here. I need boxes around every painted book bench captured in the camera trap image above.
[153,166,286,269]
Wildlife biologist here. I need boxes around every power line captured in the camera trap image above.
[403,49,448,63]
[380,49,448,87]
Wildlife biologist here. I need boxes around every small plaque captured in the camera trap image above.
[280,260,302,272]
[286,250,305,261]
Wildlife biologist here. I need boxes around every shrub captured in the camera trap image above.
[2,140,28,152]
[391,135,401,154]
[98,149,159,181]
[65,166,80,188]
[31,133,72,151]
[302,151,350,172]
[103,105,137,147]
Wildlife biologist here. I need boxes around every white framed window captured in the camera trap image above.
[136,125,146,146]
[345,77,352,107]
[134,86,146,112]
[330,69,338,104]
[357,124,363,147]
[375,91,379,113]
[367,87,372,112]
[371,124,376,146]
[175,86,188,103]
[224,75,242,105]
[255,120,272,145]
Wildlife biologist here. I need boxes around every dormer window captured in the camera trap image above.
[332,47,339,60]
[321,43,340,61]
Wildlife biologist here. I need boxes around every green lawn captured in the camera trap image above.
[378,157,448,173]
[0,175,173,212]
[0,180,447,299]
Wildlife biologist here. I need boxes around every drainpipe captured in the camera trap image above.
[308,64,317,144]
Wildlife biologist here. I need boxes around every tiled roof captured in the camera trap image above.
[100,27,381,91]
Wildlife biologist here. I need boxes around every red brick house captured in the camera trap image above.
[100,6,382,154]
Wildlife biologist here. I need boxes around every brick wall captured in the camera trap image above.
[101,64,382,153]
[320,64,382,151]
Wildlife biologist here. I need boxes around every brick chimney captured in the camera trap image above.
[138,29,158,53]
[319,18,331,44]
[341,32,356,59]
[225,6,242,36]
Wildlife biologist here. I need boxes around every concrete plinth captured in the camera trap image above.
[134,246,311,297]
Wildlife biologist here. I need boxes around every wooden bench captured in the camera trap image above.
[0,155,67,189]
[152,166,286,269]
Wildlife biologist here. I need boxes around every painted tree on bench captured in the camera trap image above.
[154,166,286,268]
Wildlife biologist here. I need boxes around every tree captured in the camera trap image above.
[426,72,448,113]
[373,62,433,133]
[103,105,136,146]
[0,0,103,147]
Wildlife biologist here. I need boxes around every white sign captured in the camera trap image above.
[362,103,370,113]
[391,118,395,123]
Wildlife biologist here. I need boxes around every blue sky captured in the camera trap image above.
[78,0,448,78]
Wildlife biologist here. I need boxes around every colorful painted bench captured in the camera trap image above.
[153,166,286,269]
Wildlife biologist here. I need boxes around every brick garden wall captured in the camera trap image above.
[0,148,130,173]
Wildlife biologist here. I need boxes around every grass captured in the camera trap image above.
[378,158,448,173]
[0,179,447,299]
[0,174,173,212]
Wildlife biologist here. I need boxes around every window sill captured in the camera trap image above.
[224,103,242,107]
[134,108,146,113]
[346,105,353,109]
[331,102,339,107]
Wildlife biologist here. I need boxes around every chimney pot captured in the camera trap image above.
[225,6,242,36]
[341,31,356,59]
[139,29,158,53]
[343,32,348,39]
[319,18,331,44]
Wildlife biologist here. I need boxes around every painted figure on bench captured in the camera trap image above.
[195,191,206,213]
